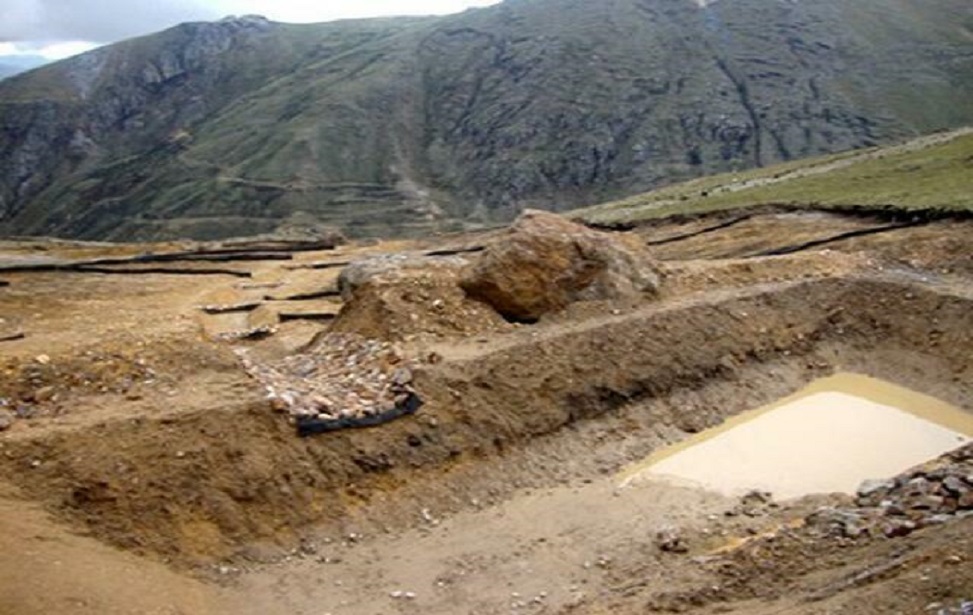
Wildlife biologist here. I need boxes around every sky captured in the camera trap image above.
[0,0,502,60]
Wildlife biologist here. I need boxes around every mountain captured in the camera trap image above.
[1,0,972,241]
[0,55,48,81]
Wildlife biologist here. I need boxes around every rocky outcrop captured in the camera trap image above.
[461,210,662,321]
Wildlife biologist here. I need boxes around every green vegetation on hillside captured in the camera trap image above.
[2,0,973,240]
[577,130,973,225]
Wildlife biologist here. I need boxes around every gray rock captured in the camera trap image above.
[906,476,933,495]
[857,478,895,498]
[883,519,917,538]
[806,507,868,538]
[943,476,968,496]
[0,409,14,431]
[909,495,945,510]
[391,367,413,387]
[655,527,688,553]
[958,491,973,509]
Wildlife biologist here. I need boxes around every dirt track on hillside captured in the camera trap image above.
[0,209,971,614]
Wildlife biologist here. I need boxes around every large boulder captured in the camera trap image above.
[461,210,662,321]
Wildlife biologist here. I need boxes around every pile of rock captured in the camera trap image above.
[807,443,973,539]
[237,332,418,422]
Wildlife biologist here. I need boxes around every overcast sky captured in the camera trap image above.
[0,0,502,59]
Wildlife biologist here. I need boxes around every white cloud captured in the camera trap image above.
[0,0,501,62]
[210,0,501,23]
[35,41,101,60]
[1,1,502,44]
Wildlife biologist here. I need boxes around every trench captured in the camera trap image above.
[264,288,341,301]
[0,264,253,277]
[278,311,337,323]
[0,240,346,276]
[744,221,922,257]
[645,214,752,246]
[200,302,262,315]
[423,246,486,257]
[287,260,352,271]
[74,266,253,277]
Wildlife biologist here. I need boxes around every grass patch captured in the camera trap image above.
[577,130,973,224]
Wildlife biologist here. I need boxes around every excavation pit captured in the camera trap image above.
[620,373,973,499]
[1,215,973,614]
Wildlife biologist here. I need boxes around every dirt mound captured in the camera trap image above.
[332,253,509,341]
[336,253,465,300]
[0,338,239,432]
[328,211,673,340]
[461,210,662,321]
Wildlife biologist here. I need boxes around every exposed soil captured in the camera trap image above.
[0,209,971,614]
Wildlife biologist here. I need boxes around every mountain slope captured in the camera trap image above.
[576,128,973,225]
[1,0,972,240]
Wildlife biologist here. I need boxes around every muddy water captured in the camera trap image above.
[620,373,973,499]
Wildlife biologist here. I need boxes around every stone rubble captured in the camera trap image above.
[725,489,778,518]
[237,332,419,421]
[807,443,973,540]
